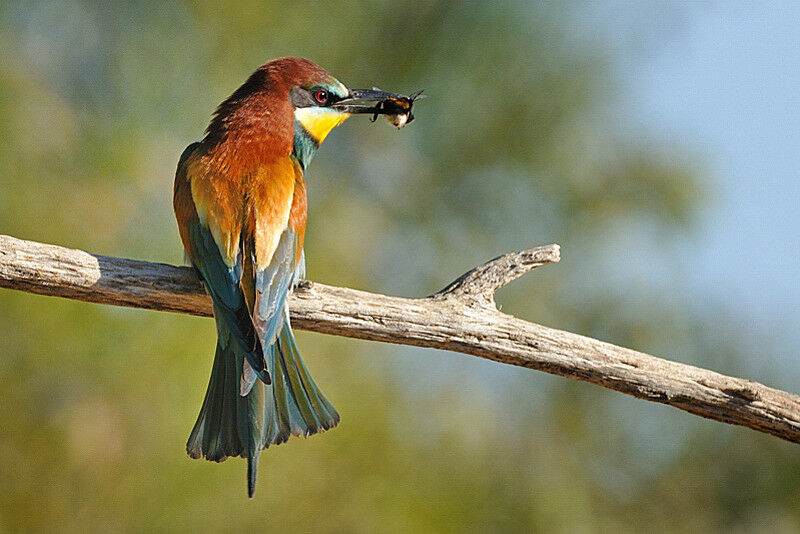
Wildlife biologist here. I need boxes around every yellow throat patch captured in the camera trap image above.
[294,107,351,144]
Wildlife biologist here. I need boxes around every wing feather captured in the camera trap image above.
[240,159,306,396]
[174,142,269,383]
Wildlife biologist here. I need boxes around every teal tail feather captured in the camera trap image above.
[187,307,339,497]
[264,323,340,445]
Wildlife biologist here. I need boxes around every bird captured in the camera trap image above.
[173,57,414,497]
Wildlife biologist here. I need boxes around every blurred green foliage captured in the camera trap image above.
[1,1,798,532]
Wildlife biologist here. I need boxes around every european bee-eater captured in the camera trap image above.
[173,57,414,497]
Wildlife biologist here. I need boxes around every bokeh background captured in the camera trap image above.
[2,1,799,532]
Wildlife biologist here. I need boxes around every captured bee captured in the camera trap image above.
[370,89,426,128]
[332,88,426,128]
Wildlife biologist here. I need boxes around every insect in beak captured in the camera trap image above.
[332,89,426,128]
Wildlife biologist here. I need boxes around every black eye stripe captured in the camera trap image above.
[290,86,342,108]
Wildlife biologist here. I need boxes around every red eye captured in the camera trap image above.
[314,90,328,104]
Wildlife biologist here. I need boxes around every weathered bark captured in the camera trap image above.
[1,233,799,444]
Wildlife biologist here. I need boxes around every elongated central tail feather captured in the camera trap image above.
[187,307,339,497]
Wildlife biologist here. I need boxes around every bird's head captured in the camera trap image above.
[205,57,412,170]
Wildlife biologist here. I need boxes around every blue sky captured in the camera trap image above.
[615,3,800,355]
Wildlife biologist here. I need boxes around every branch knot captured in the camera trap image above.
[433,244,560,308]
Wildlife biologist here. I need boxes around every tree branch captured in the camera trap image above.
[1,233,799,444]
[434,245,560,307]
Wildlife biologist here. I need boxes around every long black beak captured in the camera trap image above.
[331,89,402,114]
[332,88,425,117]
